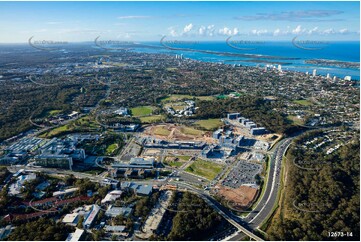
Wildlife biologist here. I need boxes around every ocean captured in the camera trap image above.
[132,41,360,81]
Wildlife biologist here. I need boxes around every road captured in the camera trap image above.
[243,138,292,228]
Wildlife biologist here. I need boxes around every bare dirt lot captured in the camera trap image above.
[142,124,214,143]
[216,184,258,209]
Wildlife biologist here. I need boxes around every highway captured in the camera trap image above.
[226,138,292,241]
[244,138,292,228]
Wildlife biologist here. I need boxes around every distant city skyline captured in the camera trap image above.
[0,1,359,43]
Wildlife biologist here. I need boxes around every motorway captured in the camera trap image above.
[244,138,292,227]
[228,137,293,241]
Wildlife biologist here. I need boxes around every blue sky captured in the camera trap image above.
[0,1,359,43]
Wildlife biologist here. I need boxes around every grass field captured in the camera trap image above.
[105,143,118,155]
[287,115,304,126]
[139,115,164,123]
[185,159,224,180]
[180,127,204,136]
[166,67,178,71]
[130,106,154,116]
[153,126,171,136]
[39,124,70,138]
[293,99,313,106]
[177,156,191,161]
[160,94,215,103]
[48,109,62,116]
[195,118,222,130]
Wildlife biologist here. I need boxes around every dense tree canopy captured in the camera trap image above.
[267,136,360,240]
[167,192,222,240]
[6,218,73,241]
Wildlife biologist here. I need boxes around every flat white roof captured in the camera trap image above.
[53,187,79,196]
[62,213,78,223]
[66,229,84,241]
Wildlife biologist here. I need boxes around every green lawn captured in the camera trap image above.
[39,124,70,138]
[195,118,222,130]
[177,156,191,161]
[185,159,224,180]
[160,94,194,103]
[154,126,171,136]
[293,99,313,106]
[48,109,62,116]
[130,106,154,116]
[180,127,204,136]
[106,143,118,155]
[287,115,304,126]
[196,96,215,101]
[139,115,164,123]
[166,67,178,71]
[160,94,214,103]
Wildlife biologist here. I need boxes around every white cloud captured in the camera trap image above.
[219,27,232,36]
[168,26,178,37]
[198,26,206,35]
[251,29,269,35]
[273,28,281,36]
[183,23,193,33]
[218,27,239,36]
[292,25,304,34]
[339,28,349,34]
[308,27,319,34]
[322,28,335,34]
[233,28,239,35]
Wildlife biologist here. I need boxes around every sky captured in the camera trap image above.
[0,1,359,43]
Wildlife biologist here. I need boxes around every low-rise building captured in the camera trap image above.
[53,187,79,197]
[121,182,153,196]
[66,228,84,241]
[104,225,126,234]
[105,205,132,218]
[62,213,79,226]
[83,204,100,229]
[101,190,123,204]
